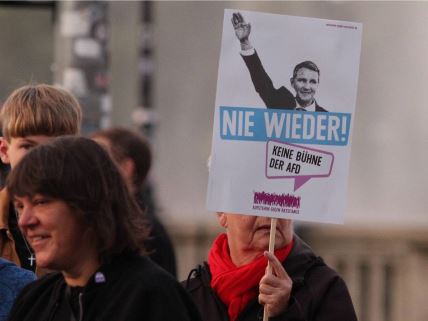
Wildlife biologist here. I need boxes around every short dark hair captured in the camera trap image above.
[292,61,320,79]
[91,127,152,189]
[6,136,149,262]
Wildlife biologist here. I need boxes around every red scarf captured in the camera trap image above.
[208,233,294,321]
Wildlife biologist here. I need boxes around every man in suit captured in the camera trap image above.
[232,12,328,112]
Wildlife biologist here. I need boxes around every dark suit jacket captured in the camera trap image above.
[241,51,328,112]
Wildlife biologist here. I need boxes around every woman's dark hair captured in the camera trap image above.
[6,136,149,261]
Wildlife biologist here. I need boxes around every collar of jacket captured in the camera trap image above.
[47,252,142,314]
[0,188,11,231]
[282,234,325,291]
[284,234,324,279]
[60,252,140,295]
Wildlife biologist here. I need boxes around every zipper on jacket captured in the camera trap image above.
[78,293,84,321]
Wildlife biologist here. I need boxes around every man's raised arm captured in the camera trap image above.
[231,12,295,110]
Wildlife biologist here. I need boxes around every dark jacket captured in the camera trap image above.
[241,51,328,112]
[138,187,177,277]
[183,236,356,321]
[8,254,202,321]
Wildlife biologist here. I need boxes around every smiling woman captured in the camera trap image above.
[13,196,97,285]
[5,136,202,321]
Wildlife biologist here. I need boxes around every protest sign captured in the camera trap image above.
[207,9,362,224]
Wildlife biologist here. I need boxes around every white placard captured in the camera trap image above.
[207,9,362,224]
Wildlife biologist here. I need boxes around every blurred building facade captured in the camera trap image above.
[0,2,427,321]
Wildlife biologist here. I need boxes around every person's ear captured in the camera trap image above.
[290,77,294,86]
[0,138,10,164]
[217,212,228,228]
[120,157,135,180]
[119,157,136,193]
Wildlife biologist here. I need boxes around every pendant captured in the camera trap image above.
[28,254,36,267]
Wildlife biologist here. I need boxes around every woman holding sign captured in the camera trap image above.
[184,213,357,321]
[6,137,201,321]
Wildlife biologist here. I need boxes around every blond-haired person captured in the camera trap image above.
[0,84,82,274]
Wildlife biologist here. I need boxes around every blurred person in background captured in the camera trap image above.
[184,213,357,321]
[6,136,201,321]
[92,127,176,277]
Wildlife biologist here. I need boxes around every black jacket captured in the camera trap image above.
[138,188,177,277]
[8,254,202,321]
[183,236,356,321]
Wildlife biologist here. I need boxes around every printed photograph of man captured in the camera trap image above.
[232,12,328,112]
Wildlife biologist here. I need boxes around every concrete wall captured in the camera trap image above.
[0,6,53,101]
